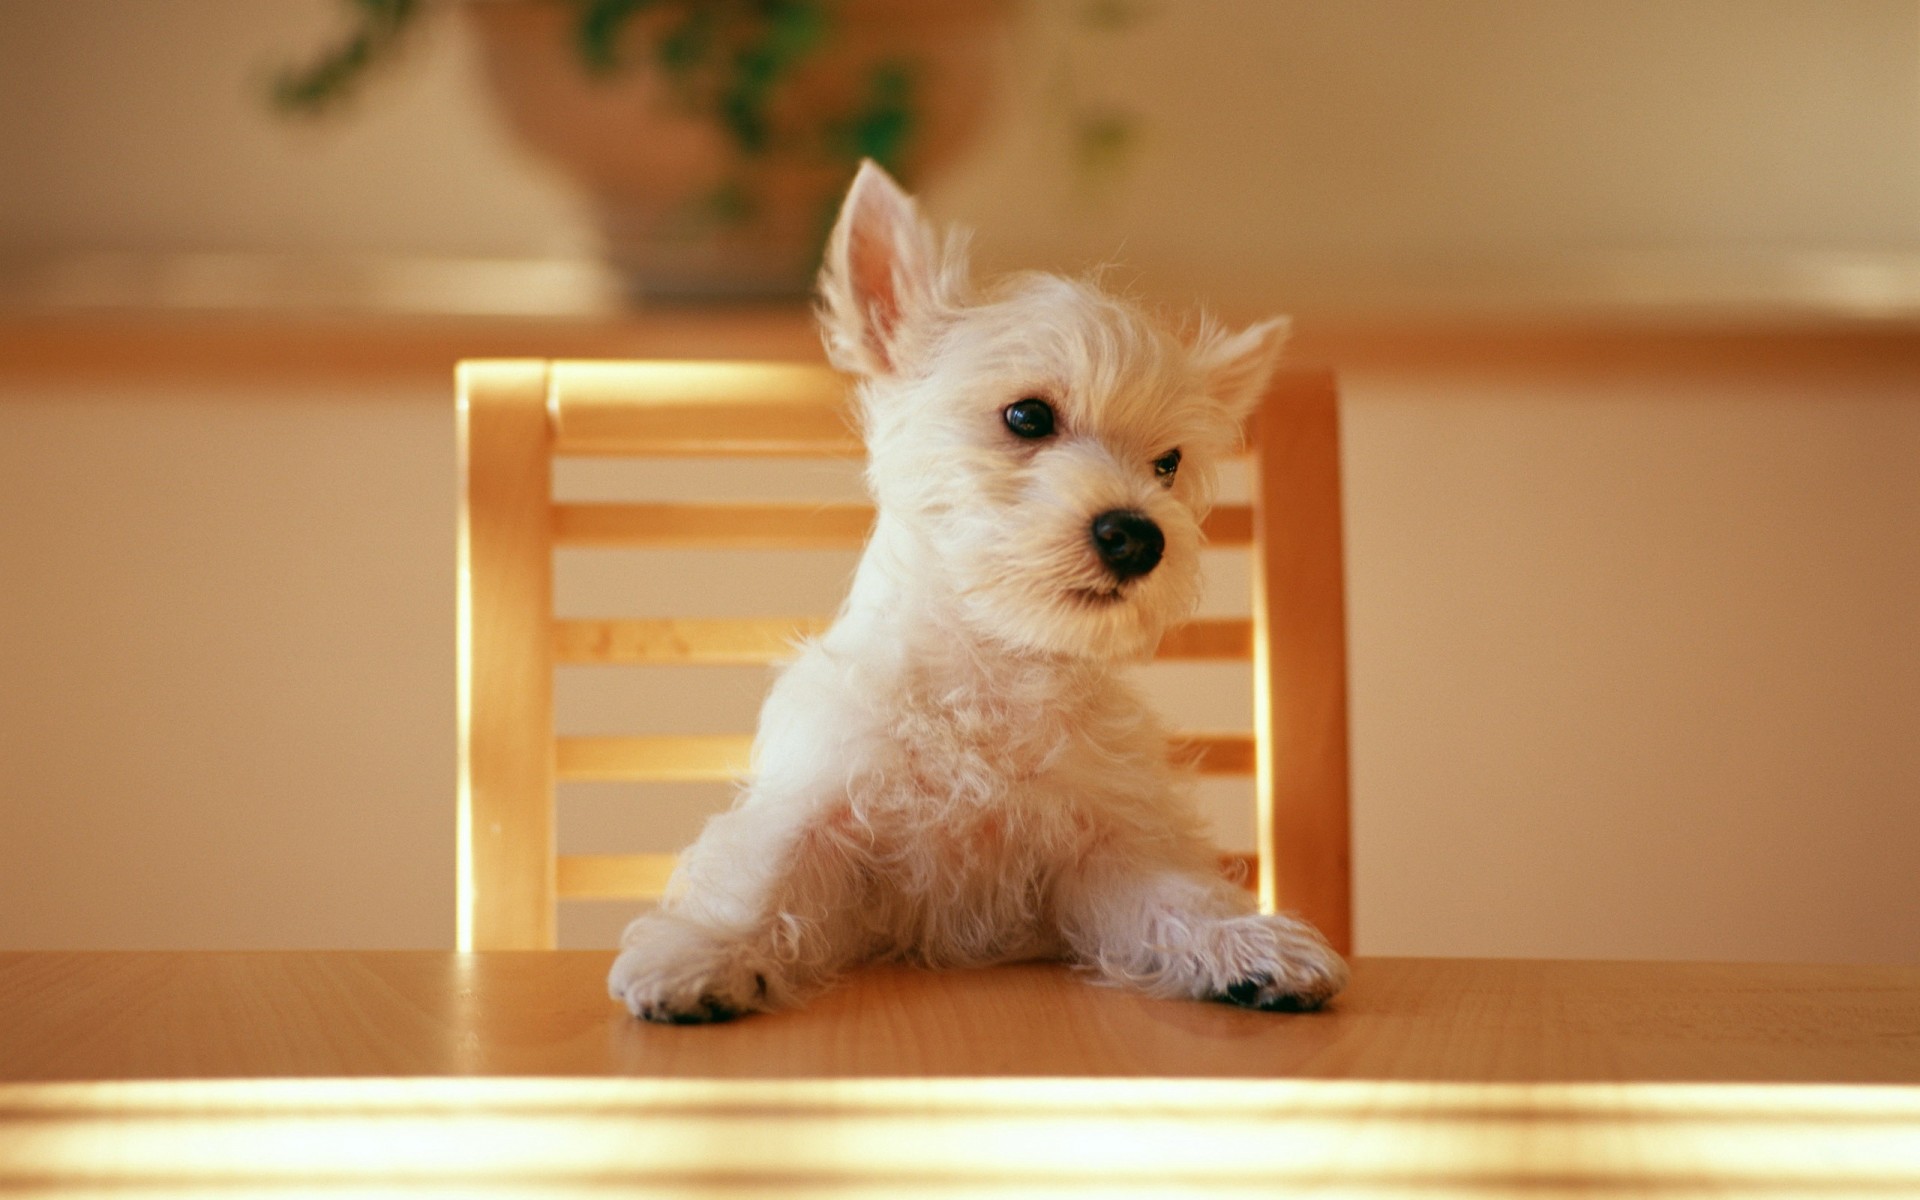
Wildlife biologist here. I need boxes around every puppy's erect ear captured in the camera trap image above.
[1194,316,1290,426]
[817,159,958,377]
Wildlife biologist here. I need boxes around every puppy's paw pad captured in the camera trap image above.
[640,994,741,1025]
[1216,975,1325,1013]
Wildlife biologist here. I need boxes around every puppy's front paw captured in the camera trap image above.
[608,917,772,1024]
[1208,914,1349,1013]
[1216,972,1333,1013]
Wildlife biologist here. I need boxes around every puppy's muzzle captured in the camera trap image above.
[1091,509,1164,580]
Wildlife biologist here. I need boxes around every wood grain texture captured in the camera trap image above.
[2,953,1916,1083]
[1249,369,1353,954]
[456,361,557,952]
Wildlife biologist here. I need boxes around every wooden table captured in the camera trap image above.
[3,952,1918,1195]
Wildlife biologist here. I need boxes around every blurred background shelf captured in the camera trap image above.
[6,252,1920,389]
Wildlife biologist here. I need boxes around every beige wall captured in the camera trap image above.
[1345,362,1920,962]
[0,0,591,260]
[4,357,1916,960]
[0,385,458,949]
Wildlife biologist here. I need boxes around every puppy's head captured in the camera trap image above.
[817,161,1287,660]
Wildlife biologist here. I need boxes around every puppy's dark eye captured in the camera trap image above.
[1153,448,1182,483]
[1003,398,1056,440]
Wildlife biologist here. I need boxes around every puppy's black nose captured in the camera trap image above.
[1091,509,1164,580]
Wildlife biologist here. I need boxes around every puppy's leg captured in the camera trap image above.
[608,797,867,1023]
[1056,853,1348,1012]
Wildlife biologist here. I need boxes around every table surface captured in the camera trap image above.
[3,951,1917,1083]
[5,953,1918,1197]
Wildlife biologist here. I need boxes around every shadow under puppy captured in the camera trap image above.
[610,161,1348,1022]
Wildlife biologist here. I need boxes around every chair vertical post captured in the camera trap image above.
[1249,371,1354,954]
[457,361,557,950]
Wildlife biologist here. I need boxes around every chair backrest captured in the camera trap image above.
[457,359,1352,954]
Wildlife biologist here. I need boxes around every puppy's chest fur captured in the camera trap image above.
[839,653,1162,897]
[885,665,1074,800]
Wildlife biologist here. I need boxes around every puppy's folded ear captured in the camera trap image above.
[1194,316,1290,427]
[817,159,963,378]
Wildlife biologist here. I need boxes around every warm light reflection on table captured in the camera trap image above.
[3,1077,1918,1195]
[6,953,1918,1195]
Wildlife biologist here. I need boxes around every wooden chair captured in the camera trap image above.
[457,359,1352,954]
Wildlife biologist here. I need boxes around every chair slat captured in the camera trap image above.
[555,617,827,666]
[559,735,752,782]
[554,503,1254,548]
[1220,851,1258,892]
[556,732,1255,782]
[554,502,874,548]
[1205,505,1253,546]
[555,617,1254,665]
[557,852,678,900]
[550,361,860,457]
[545,360,1335,459]
[1175,733,1258,776]
[557,851,1258,902]
[1155,619,1254,660]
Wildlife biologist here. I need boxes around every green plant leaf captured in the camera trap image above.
[656,6,718,78]
[574,0,662,76]
[270,0,421,115]
[838,60,915,172]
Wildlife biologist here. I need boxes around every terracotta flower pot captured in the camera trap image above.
[463,0,1009,301]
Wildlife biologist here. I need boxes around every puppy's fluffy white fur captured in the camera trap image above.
[609,162,1348,1022]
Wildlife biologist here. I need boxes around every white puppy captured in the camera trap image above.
[610,161,1348,1022]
